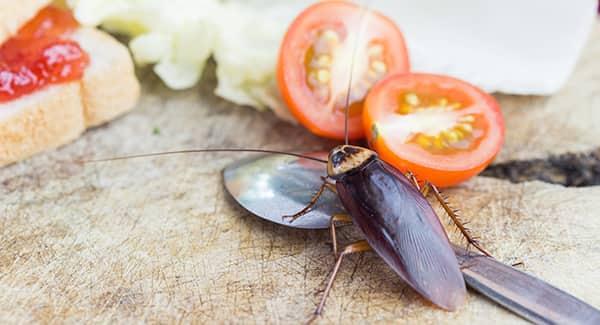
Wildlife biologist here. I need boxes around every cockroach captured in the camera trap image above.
[90,146,489,321]
[80,3,598,324]
[89,136,494,315]
[222,152,600,324]
[299,144,487,318]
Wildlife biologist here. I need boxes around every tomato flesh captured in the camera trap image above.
[278,1,409,140]
[364,73,504,187]
[0,6,88,103]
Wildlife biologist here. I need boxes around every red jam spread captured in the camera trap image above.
[0,6,89,103]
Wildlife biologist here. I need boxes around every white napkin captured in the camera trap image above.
[373,0,597,94]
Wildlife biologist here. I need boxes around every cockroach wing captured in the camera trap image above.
[336,158,466,310]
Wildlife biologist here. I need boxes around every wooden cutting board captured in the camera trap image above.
[1,21,599,325]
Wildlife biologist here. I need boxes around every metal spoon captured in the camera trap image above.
[223,152,600,324]
[223,152,342,229]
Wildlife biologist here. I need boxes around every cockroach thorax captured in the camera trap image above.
[327,145,377,178]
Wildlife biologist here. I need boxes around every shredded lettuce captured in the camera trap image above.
[67,0,312,120]
[68,0,220,90]
[212,1,314,121]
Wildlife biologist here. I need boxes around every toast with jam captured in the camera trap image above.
[0,2,139,167]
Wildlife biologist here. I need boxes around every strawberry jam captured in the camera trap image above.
[0,6,89,103]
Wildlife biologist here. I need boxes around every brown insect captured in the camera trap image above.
[299,144,489,318]
[94,144,490,321]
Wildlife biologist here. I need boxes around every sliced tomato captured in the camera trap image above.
[277,1,409,140]
[364,73,504,187]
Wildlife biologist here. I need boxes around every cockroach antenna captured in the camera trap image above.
[80,149,328,164]
[343,0,373,145]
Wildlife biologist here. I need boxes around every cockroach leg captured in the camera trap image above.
[329,214,353,258]
[405,171,421,191]
[282,177,334,223]
[405,172,431,197]
[428,183,493,257]
[308,240,371,324]
[420,181,430,197]
[324,181,337,194]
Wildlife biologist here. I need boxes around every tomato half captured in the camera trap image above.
[364,73,504,187]
[277,1,409,140]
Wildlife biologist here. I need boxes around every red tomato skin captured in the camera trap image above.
[277,1,410,140]
[363,73,504,187]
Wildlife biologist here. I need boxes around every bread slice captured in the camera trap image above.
[0,27,140,167]
[73,28,140,127]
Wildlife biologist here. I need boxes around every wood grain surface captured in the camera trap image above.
[1,20,599,325]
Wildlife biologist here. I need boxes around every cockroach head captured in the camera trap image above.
[327,145,377,178]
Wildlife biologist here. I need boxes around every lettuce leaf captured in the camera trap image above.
[67,0,313,120]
